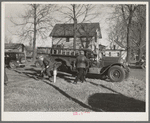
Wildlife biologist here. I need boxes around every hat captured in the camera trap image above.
[80,50,84,54]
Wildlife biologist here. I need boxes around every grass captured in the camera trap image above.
[4,65,146,112]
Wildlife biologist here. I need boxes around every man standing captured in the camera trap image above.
[39,55,55,81]
[73,50,89,84]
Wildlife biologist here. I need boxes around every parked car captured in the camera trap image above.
[5,52,26,69]
[129,55,146,69]
[135,56,146,69]
[35,47,130,82]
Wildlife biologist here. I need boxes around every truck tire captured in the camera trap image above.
[9,61,16,69]
[108,66,125,82]
[35,61,41,68]
[20,57,26,64]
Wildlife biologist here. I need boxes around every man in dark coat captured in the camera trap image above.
[39,55,55,81]
[73,50,89,84]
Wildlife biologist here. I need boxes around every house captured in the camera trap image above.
[50,23,102,60]
[50,23,102,48]
[5,43,25,52]
[50,23,102,38]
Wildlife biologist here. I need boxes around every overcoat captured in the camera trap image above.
[75,54,89,68]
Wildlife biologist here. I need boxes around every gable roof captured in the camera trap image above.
[50,23,102,38]
[5,43,25,49]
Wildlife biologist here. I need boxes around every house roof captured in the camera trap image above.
[5,43,25,49]
[50,23,102,38]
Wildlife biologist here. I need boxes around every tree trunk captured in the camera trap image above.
[121,5,137,63]
[73,19,77,49]
[137,48,142,62]
[126,24,130,63]
[138,30,142,61]
[126,7,134,63]
[73,4,77,49]
[32,4,37,62]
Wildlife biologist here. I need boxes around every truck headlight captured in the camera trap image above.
[125,62,129,66]
[120,59,128,66]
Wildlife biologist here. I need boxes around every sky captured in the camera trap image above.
[4,2,114,47]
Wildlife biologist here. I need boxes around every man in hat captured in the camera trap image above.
[39,55,55,81]
[73,50,89,84]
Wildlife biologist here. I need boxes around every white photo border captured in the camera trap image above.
[1,1,149,121]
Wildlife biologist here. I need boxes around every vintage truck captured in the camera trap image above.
[35,47,130,82]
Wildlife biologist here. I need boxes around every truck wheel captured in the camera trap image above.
[108,66,125,82]
[35,61,41,68]
[9,61,16,69]
[20,57,26,64]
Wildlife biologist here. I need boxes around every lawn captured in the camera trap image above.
[4,63,146,112]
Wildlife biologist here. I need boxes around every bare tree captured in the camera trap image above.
[108,23,127,50]
[10,4,58,61]
[130,5,146,61]
[107,4,145,63]
[59,4,99,49]
[121,5,140,63]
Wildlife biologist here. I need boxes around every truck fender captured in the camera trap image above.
[54,57,72,69]
[100,63,125,75]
